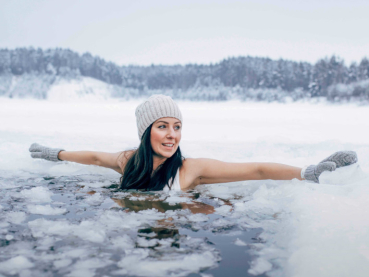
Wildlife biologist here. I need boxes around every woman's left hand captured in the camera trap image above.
[304,151,358,183]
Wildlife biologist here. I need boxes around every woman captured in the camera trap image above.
[29,94,358,191]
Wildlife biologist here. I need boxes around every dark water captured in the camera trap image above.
[0,174,267,277]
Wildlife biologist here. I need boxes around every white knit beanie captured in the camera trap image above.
[135,94,183,139]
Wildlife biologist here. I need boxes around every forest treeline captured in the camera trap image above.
[0,47,368,101]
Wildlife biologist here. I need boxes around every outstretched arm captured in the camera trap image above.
[183,151,357,189]
[29,143,125,174]
[185,158,302,187]
[58,151,124,173]
[259,162,302,180]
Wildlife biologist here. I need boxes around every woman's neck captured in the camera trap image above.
[152,156,167,171]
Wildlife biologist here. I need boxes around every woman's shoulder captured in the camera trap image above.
[117,150,136,173]
[180,158,204,190]
[181,158,206,177]
[181,157,198,168]
[182,157,210,168]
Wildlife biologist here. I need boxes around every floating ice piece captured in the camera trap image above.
[234,238,247,246]
[98,209,165,231]
[214,205,232,216]
[248,257,273,275]
[0,256,34,275]
[85,193,104,206]
[53,259,72,269]
[28,219,106,243]
[164,193,193,205]
[116,250,218,277]
[64,249,89,259]
[200,274,214,277]
[66,258,111,277]
[187,213,209,222]
[6,212,26,224]
[0,180,23,189]
[136,237,159,248]
[20,187,52,203]
[78,180,112,188]
[110,234,135,250]
[36,236,57,251]
[27,204,67,215]
[319,164,368,185]
[0,222,9,228]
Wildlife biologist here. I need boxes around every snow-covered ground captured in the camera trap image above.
[1,98,369,277]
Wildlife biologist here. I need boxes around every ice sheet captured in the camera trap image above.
[0,99,369,276]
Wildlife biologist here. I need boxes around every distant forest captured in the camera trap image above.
[0,47,368,101]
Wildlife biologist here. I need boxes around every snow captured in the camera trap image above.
[27,204,67,215]
[0,97,369,276]
[47,77,112,102]
[234,238,247,246]
[20,186,53,203]
[5,212,26,225]
[0,256,34,275]
[115,250,218,277]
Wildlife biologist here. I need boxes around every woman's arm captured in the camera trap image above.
[181,158,301,189]
[259,162,302,180]
[58,151,124,174]
[186,158,301,186]
[29,143,126,174]
[182,150,357,189]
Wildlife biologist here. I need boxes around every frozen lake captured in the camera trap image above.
[1,98,369,277]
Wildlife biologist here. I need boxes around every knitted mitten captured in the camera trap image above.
[304,151,358,183]
[304,162,336,183]
[29,143,64,162]
[319,151,357,168]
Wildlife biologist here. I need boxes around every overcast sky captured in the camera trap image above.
[1,0,368,65]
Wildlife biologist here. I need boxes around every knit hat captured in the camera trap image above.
[135,95,183,139]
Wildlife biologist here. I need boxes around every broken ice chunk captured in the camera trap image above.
[27,204,67,215]
[20,187,53,203]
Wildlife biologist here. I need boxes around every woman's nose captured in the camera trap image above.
[166,127,176,138]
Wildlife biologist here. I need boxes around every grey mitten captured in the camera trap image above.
[319,151,357,168]
[29,143,65,162]
[304,151,358,183]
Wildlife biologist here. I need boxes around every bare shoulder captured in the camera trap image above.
[179,158,208,190]
[182,158,213,170]
[117,150,135,172]
[182,158,205,171]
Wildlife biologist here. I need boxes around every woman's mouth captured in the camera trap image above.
[162,143,174,148]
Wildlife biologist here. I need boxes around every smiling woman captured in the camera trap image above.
[150,118,182,162]
[29,94,358,191]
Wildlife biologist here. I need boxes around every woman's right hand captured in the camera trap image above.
[29,143,65,162]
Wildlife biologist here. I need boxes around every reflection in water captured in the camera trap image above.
[112,197,183,213]
[138,227,181,248]
[111,192,224,215]
[138,227,179,240]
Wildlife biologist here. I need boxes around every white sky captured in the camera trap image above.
[1,0,368,65]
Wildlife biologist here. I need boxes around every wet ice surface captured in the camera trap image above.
[1,99,369,277]
[0,173,264,277]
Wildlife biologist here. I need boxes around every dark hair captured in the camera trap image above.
[120,124,183,191]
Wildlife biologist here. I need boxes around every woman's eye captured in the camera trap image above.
[158,125,166,129]
[175,126,181,130]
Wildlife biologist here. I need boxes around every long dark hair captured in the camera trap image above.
[120,124,183,191]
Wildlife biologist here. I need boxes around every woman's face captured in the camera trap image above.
[150,117,182,159]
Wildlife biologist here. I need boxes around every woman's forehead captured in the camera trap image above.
[154,117,182,124]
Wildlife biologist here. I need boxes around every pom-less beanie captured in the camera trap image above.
[135,95,183,139]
